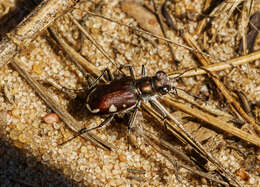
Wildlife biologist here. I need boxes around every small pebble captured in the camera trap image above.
[43,113,59,124]
[235,168,250,181]
[32,63,44,75]
[201,177,207,185]
[18,133,30,143]
[119,153,127,162]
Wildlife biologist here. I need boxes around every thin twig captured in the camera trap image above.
[163,95,260,147]
[0,0,78,68]
[168,50,260,78]
[183,33,260,134]
[136,127,229,186]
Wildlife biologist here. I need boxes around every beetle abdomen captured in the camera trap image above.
[86,78,138,114]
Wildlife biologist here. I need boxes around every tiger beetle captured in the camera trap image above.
[57,65,240,186]
[60,65,175,145]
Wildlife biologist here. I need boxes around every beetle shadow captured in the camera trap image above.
[0,135,87,186]
[66,90,93,121]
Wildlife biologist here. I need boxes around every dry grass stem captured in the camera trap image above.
[48,26,100,78]
[241,1,251,55]
[163,95,260,148]
[183,32,260,134]
[195,0,243,35]
[170,88,233,118]
[168,50,260,78]
[0,0,78,68]
[137,128,229,186]
[141,102,241,186]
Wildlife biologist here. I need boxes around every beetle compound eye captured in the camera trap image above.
[160,85,170,95]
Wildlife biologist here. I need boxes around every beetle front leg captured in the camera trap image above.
[149,97,168,130]
[126,101,141,150]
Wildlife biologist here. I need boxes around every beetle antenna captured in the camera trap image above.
[169,68,196,82]
[85,11,220,61]
[168,68,204,100]
[68,13,125,76]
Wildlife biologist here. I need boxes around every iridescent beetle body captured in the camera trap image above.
[86,69,171,115]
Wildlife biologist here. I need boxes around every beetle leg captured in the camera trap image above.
[59,114,115,146]
[83,113,115,132]
[127,101,141,150]
[171,87,178,97]
[149,97,168,130]
[141,64,146,77]
[104,68,114,81]
[127,109,138,150]
[88,68,113,89]
[41,78,82,99]
[85,74,93,87]
[119,64,136,79]
[128,106,139,131]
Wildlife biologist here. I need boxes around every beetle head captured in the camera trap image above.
[153,71,171,95]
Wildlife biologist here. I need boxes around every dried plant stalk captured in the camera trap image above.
[183,33,260,134]
[168,50,260,78]
[170,88,233,117]
[0,0,78,68]
[195,0,243,35]
[241,1,251,55]
[163,95,260,147]
[141,102,241,186]
[48,26,100,77]
[136,128,229,186]
[11,58,113,151]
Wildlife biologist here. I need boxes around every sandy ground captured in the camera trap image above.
[0,0,259,186]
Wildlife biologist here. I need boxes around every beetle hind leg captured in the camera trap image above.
[149,98,168,131]
[59,114,115,146]
[40,78,83,99]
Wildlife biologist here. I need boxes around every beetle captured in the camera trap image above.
[55,52,241,187]
[60,65,174,145]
